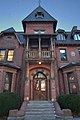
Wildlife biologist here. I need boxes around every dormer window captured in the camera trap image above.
[57,34,66,40]
[35,11,44,18]
[74,34,80,40]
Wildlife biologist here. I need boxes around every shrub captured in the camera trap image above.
[57,94,80,114]
[0,92,22,117]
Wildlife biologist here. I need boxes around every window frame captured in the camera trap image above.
[4,72,13,92]
[57,33,66,40]
[0,49,6,61]
[7,49,14,62]
[60,49,67,61]
[67,72,78,94]
[74,34,80,40]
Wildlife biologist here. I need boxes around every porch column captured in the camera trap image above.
[24,62,30,101]
[39,36,41,58]
[50,61,56,101]
[26,36,29,58]
[51,37,54,58]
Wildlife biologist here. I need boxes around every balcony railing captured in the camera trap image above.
[41,51,51,58]
[25,50,52,59]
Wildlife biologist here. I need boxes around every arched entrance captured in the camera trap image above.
[33,72,47,100]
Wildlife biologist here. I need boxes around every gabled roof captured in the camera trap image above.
[0,27,25,45]
[22,6,57,30]
[22,6,57,22]
[15,33,25,44]
[1,27,15,33]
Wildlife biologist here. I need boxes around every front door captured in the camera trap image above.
[33,72,47,100]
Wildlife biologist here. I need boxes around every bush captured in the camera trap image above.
[57,94,80,114]
[0,92,22,117]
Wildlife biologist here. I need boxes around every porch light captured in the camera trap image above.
[39,61,41,64]
[72,84,76,89]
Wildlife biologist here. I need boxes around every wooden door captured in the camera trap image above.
[33,72,47,100]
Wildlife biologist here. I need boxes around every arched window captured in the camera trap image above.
[34,72,45,78]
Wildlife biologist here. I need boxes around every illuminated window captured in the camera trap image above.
[4,72,12,92]
[7,50,14,61]
[41,80,46,91]
[0,50,6,61]
[67,72,77,94]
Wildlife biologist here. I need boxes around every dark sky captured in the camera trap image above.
[0,0,80,32]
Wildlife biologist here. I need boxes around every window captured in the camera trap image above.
[78,49,80,56]
[35,11,44,18]
[34,30,45,34]
[7,50,14,61]
[40,30,45,34]
[6,36,13,40]
[0,50,6,61]
[34,72,45,78]
[67,72,77,94]
[57,34,66,40]
[60,49,67,61]
[4,72,12,92]
[34,30,39,34]
[74,34,80,40]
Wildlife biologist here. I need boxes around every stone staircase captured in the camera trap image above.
[24,100,63,120]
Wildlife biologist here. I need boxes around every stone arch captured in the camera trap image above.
[30,67,50,80]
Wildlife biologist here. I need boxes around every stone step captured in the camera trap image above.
[26,105,55,108]
[26,108,55,112]
[26,106,55,110]
[29,102,54,104]
[24,115,56,120]
[25,111,56,115]
[24,100,57,120]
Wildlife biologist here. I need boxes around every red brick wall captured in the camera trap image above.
[56,46,80,68]
[0,34,24,67]
[25,22,54,34]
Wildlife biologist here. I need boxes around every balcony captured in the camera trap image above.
[25,50,53,60]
